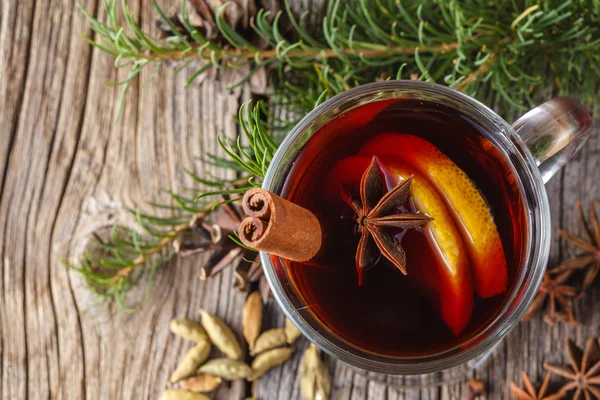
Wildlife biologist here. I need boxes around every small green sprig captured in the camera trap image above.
[200,102,279,198]
[74,0,600,308]
[68,102,272,309]
[81,0,599,122]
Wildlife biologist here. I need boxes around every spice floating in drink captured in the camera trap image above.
[339,156,432,284]
[327,154,476,336]
[360,133,508,298]
[270,99,526,355]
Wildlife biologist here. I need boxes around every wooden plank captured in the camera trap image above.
[0,0,95,399]
[0,0,35,196]
[54,1,248,397]
[0,0,599,398]
[0,0,248,399]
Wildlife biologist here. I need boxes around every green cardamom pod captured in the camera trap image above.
[170,319,209,343]
[250,328,287,356]
[197,358,252,380]
[284,318,302,344]
[169,340,212,383]
[177,374,222,393]
[160,389,210,400]
[199,309,242,360]
[243,291,263,351]
[300,344,331,400]
[249,347,294,381]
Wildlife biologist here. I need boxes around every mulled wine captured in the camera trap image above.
[280,99,527,356]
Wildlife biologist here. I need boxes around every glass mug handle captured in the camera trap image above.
[512,97,593,183]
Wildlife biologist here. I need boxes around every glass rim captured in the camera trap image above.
[260,81,551,374]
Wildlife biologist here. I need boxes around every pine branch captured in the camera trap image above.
[73,0,600,308]
[67,103,269,309]
[80,0,600,121]
[118,41,464,62]
[69,197,224,310]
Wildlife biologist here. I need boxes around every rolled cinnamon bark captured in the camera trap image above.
[239,188,322,261]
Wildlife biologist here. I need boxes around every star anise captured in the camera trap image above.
[521,271,577,326]
[510,372,566,400]
[551,201,600,296]
[545,335,600,399]
[340,156,432,284]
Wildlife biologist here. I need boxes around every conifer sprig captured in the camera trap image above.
[81,0,600,122]
[74,0,600,307]
[68,103,270,309]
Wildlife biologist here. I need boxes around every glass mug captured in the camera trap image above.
[259,81,593,377]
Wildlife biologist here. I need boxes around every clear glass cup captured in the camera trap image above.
[259,81,593,378]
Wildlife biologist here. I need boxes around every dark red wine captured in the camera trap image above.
[279,99,527,356]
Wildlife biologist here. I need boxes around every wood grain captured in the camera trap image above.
[0,0,599,399]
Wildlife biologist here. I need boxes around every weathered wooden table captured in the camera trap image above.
[1,0,599,398]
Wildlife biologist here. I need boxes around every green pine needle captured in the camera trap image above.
[73,0,600,308]
[67,102,272,309]
[80,0,600,121]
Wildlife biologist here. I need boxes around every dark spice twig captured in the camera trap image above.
[199,247,244,280]
[247,261,264,282]
[233,256,254,292]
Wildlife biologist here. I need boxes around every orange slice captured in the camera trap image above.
[379,158,474,335]
[360,133,508,298]
[324,155,474,335]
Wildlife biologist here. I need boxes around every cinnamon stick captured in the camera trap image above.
[239,188,322,262]
[232,256,253,293]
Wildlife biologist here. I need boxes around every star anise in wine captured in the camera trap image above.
[545,335,600,399]
[340,156,432,284]
[510,372,566,400]
[521,271,577,326]
[551,201,600,296]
